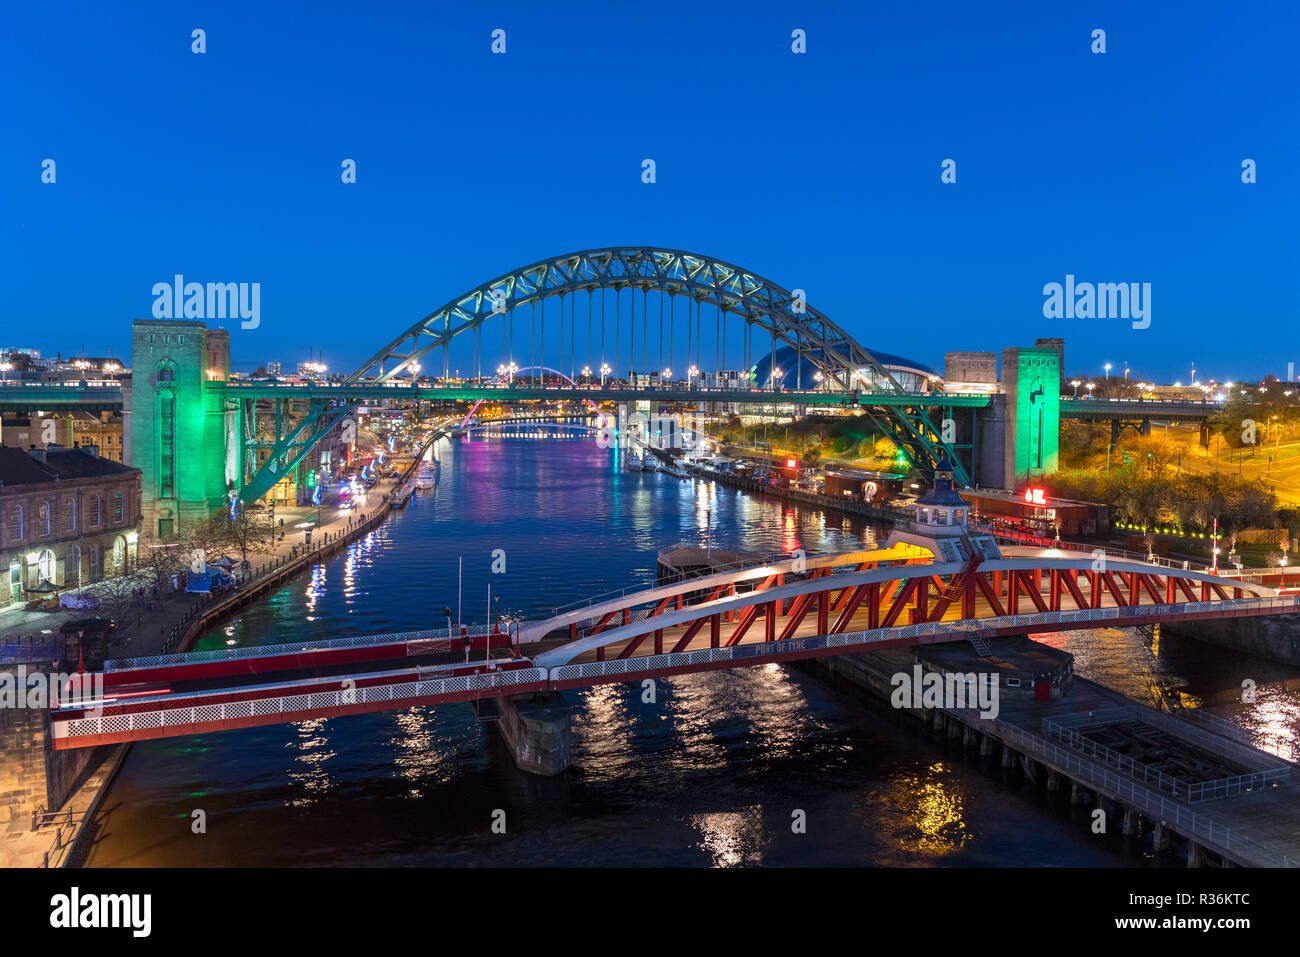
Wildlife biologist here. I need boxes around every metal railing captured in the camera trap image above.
[1040,718,1290,802]
[57,667,549,741]
[971,715,1292,867]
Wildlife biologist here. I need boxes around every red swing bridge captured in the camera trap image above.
[50,535,1296,750]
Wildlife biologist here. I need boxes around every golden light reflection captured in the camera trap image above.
[390,707,456,784]
[305,564,326,614]
[285,718,336,807]
[890,762,971,857]
[690,806,765,867]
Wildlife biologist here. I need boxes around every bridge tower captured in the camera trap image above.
[1000,346,1060,486]
[131,319,235,538]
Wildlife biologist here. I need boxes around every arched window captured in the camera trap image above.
[38,501,51,536]
[112,537,125,573]
[6,505,21,542]
[36,549,56,584]
[64,496,76,532]
[157,362,176,382]
[89,495,101,527]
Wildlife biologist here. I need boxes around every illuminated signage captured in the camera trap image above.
[1023,487,1048,506]
[786,458,797,468]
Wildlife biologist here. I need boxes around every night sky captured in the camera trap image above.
[3,0,1296,382]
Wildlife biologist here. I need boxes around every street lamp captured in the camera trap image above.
[688,365,698,389]
[581,365,591,384]
[1085,382,1095,396]
[1104,363,1112,380]
[814,371,824,392]
[662,367,672,385]
[772,367,783,392]
[1070,379,1081,397]
[600,363,611,387]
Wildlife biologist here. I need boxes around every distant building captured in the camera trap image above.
[0,412,125,463]
[0,445,141,606]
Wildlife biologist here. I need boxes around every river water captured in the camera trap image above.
[84,434,1300,866]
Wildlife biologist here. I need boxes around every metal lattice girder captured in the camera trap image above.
[241,247,967,499]
[352,247,918,392]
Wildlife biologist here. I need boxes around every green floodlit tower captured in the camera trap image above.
[1000,346,1060,485]
[131,319,235,538]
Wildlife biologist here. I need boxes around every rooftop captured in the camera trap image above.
[0,445,138,489]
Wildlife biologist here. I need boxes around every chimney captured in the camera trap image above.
[84,443,99,458]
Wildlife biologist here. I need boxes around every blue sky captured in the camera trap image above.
[2,0,1297,383]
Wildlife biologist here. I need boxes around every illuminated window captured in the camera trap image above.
[36,549,56,584]
[38,501,51,536]
[7,505,21,542]
[89,495,101,527]
[112,491,124,524]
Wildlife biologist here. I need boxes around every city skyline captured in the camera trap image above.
[4,2,1297,381]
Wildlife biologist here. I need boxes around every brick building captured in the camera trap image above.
[0,445,141,607]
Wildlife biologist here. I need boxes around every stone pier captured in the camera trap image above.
[495,692,572,776]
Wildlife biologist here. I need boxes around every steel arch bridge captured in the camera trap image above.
[240,247,964,500]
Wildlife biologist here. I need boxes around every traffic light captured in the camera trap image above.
[307,469,316,487]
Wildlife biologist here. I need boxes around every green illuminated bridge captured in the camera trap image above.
[0,246,1228,537]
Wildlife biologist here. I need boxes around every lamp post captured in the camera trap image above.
[600,363,611,387]
[688,365,698,389]
[1086,382,1095,398]
[772,367,783,393]
[1070,379,1081,397]
[581,365,591,385]
[1104,363,1112,381]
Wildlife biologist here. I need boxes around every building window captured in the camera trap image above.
[7,505,21,543]
[89,544,100,581]
[112,491,124,524]
[158,518,173,538]
[157,363,175,382]
[36,549,56,584]
[64,497,77,532]
[89,495,101,527]
[38,501,51,536]
[159,391,175,498]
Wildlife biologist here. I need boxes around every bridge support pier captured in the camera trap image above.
[932,711,945,732]
[1121,805,1139,836]
[1001,746,1018,769]
[1187,841,1205,868]
[1152,822,1171,852]
[962,725,976,747]
[979,733,995,757]
[1069,782,1091,805]
[1020,755,1038,783]
[1046,770,1061,792]
[494,692,572,777]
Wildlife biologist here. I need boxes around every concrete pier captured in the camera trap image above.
[495,692,572,776]
[811,646,1300,867]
